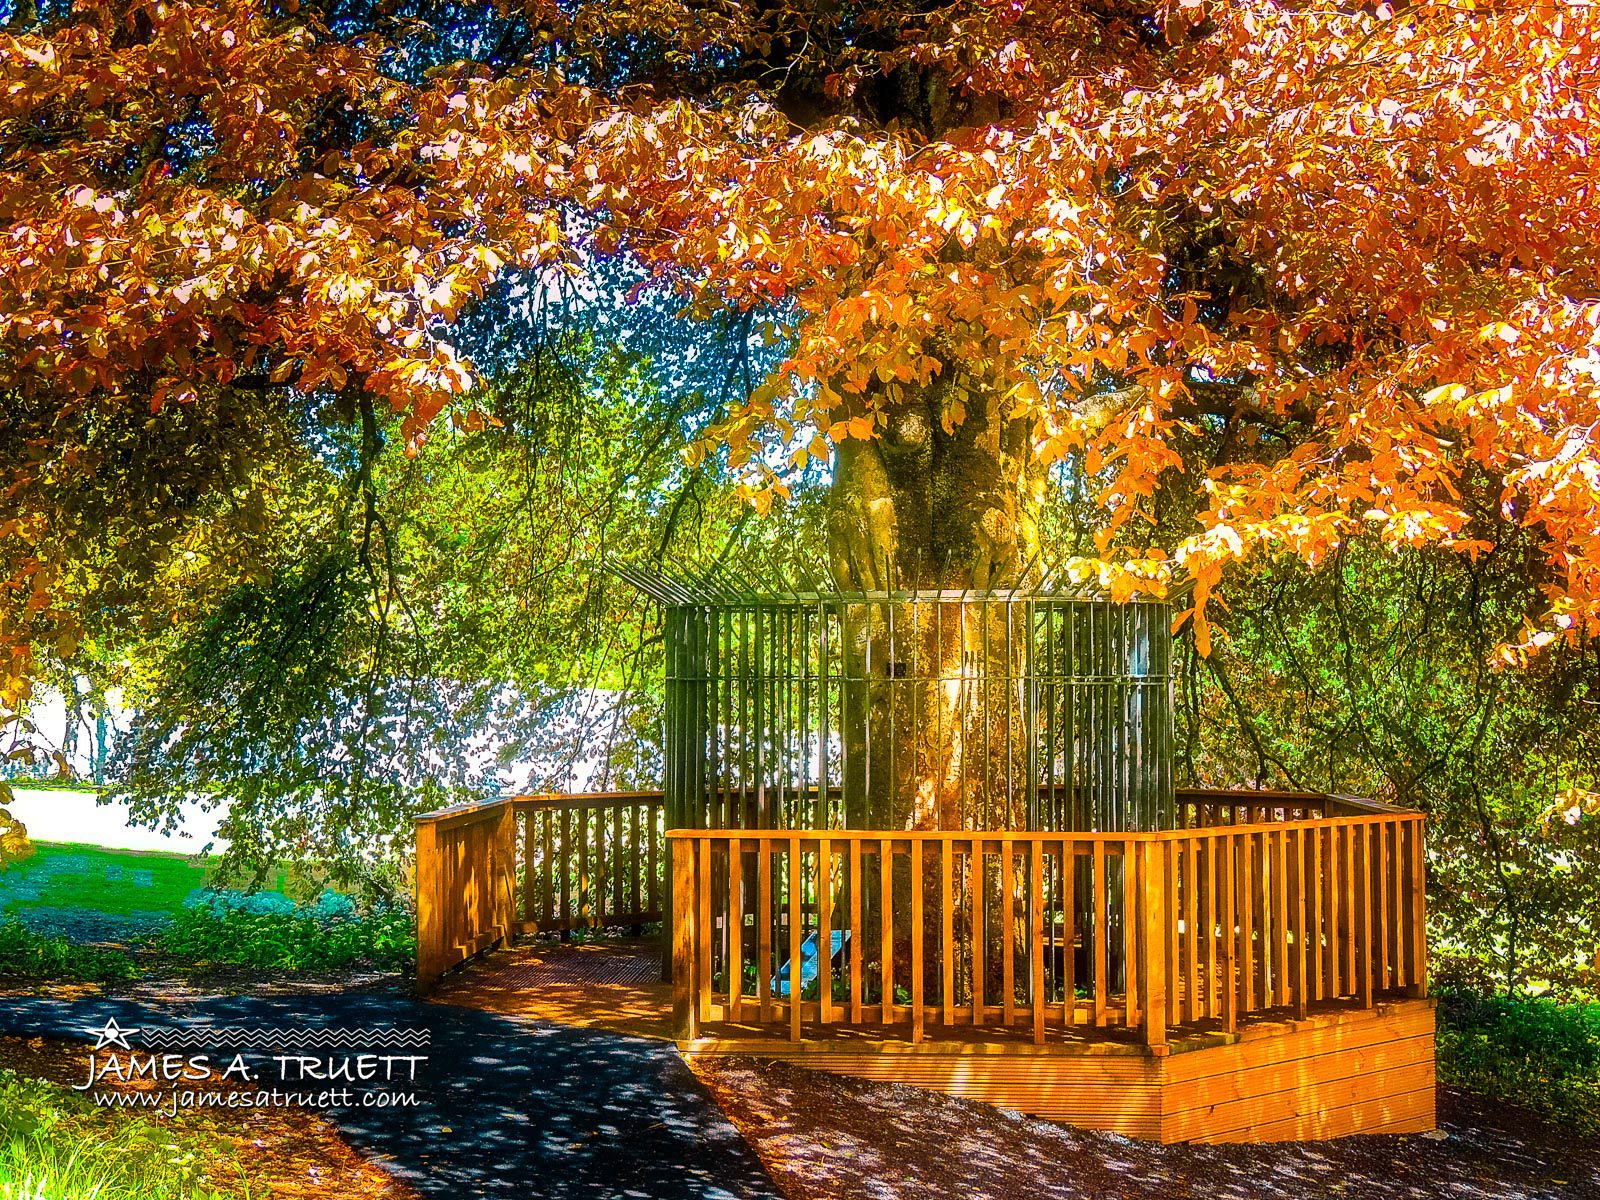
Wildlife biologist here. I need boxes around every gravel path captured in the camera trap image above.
[693,1055,1598,1200]
[0,991,782,1200]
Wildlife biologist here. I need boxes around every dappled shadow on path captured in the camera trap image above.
[695,1056,1598,1200]
[0,991,780,1200]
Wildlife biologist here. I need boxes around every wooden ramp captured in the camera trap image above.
[429,939,674,1041]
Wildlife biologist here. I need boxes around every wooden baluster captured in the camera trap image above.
[1141,839,1167,1049]
[788,835,803,1042]
[1203,835,1218,1020]
[500,809,517,945]
[542,810,554,927]
[1291,827,1308,1019]
[521,809,534,931]
[1239,831,1255,1015]
[1309,822,1324,1003]
[1389,820,1406,991]
[1123,840,1139,1029]
[728,835,743,1024]
[1031,840,1045,1045]
[1272,828,1289,1010]
[1252,830,1269,1007]
[1377,819,1393,993]
[912,839,926,1044]
[1093,843,1109,1027]
[671,838,698,1040]
[850,837,864,1023]
[697,836,713,1025]
[629,805,641,919]
[1356,823,1374,1008]
[1002,838,1017,1027]
[643,809,656,921]
[818,835,833,1025]
[880,837,895,1026]
[612,804,623,925]
[1184,836,1200,1024]
[1410,817,1429,997]
[578,807,592,928]
[595,804,607,928]
[971,839,986,1026]
[758,837,773,1024]
[1323,824,1340,998]
[1222,833,1238,1033]
[1166,839,1180,1020]
[560,809,572,929]
[1342,824,1357,991]
[942,838,956,1026]
[1061,838,1076,1027]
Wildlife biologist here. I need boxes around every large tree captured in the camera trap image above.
[2,1,1597,828]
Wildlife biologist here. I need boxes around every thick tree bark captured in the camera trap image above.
[827,373,1046,831]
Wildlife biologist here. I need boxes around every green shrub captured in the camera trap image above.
[158,902,415,972]
[0,1067,246,1199]
[1437,990,1600,1133]
[0,921,137,983]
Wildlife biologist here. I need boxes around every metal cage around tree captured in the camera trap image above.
[618,566,1176,835]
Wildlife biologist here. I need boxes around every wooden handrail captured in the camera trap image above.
[416,791,667,992]
[668,811,1427,1048]
[415,798,516,991]
[511,790,667,812]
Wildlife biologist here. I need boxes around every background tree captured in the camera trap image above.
[0,1,1596,978]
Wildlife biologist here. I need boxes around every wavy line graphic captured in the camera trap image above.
[131,1027,432,1050]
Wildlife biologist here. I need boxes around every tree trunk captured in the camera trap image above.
[827,375,1046,831]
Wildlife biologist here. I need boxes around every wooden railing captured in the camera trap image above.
[668,808,1426,1048]
[1175,788,1329,826]
[415,791,665,991]
[416,799,517,991]
[512,792,665,936]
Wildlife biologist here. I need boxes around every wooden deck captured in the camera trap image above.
[415,789,1435,1144]
[427,938,1434,1144]
[686,996,1436,1142]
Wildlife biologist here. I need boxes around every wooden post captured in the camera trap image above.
[849,837,863,1024]
[1408,816,1429,998]
[912,839,926,1044]
[415,818,444,994]
[728,835,743,1024]
[671,837,698,1041]
[1092,845,1108,1027]
[788,835,803,1043]
[700,836,715,1028]
[818,836,833,1025]
[1060,838,1075,1026]
[1141,839,1167,1050]
[1002,839,1017,1027]
[1356,823,1374,1009]
[495,800,516,949]
[521,807,535,933]
[971,839,985,1026]
[1221,832,1237,1033]
[1290,827,1308,1019]
[1030,840,1045,1045]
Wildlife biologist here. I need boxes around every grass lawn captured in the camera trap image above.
[0,1036,416,1200]
[0,842,291,936]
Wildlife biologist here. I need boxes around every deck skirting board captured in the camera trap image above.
[682,999,1436,1144]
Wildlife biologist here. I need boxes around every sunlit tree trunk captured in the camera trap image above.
[827,376,1046,832]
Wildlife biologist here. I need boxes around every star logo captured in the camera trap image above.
[90,1018,138,1051]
